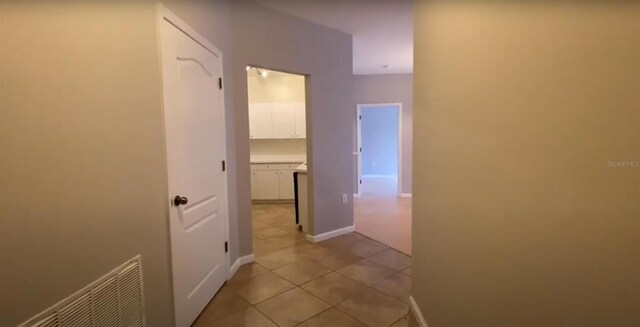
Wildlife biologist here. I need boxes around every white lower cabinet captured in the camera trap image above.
[250,164,298,200]
[278,170,295,199]
[251,170,280,200]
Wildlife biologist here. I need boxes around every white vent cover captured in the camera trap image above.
[21,256,145,327]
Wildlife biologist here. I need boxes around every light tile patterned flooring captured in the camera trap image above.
[193,204,418,327]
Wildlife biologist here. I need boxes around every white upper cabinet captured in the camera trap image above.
[293,103,306,139]
[249,103,273,139]
[248,102,306,139]
[271,104,296,139]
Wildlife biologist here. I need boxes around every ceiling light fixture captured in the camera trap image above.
[246,65,269,78]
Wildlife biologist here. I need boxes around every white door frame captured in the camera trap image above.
[157,3,231,319]
[356,103,403,197]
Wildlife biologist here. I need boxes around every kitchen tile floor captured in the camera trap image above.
[193,204,418,327]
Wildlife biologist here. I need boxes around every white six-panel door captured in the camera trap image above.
[159,9,228,327]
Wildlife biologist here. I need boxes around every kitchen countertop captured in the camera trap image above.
[250,155,306,164]
[295,162,307,173]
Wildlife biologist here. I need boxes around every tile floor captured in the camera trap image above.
[193,204,418,327]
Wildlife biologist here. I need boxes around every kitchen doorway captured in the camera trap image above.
[245,67,311,258]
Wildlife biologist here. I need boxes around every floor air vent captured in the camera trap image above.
[21,256,145,327]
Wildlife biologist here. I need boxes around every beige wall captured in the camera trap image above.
[0,1,235,325]
[1,1,358,325]
[248,71,306,103]
[251,139,307,157]
[0,3,170,325]
[232,1,354,240]
[354,74,413,194]
[413,1,640,326]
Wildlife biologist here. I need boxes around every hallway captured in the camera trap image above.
[193,204,417,327]
[355,196,412,256]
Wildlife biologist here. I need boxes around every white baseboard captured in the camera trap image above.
[409,296,428,327]
[353,193,361,198]
[228,254,255,279]
[306,225,355,243]
[399,193,412,198]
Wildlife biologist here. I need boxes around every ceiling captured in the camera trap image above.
[254,0,413,75]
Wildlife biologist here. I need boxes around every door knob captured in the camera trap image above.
[174,195,188,206]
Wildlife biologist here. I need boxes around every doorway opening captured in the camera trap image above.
[356,103,402,197]
[246,67,311,256]
[354,103,411,255]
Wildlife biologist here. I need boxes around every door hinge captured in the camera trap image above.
[219,77,223,90]
[359,147,362,152]
[222,160,226,172]
[360,179,362,184]
[359,115,362,120]
[224,241,228,253]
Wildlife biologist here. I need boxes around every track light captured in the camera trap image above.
[246,65,268,78]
